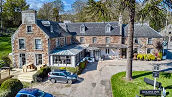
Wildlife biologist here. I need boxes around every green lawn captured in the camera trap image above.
[0,37,11,59]
[111,71,172,97]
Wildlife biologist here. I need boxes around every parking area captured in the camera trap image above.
[31,59,172,97]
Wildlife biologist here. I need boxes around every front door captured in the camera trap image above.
[19,53,26,67]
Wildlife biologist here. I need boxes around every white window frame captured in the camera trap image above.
[147,38,153,45]
[18,38,25,50]
[92,37,97,44]
[147,48,153,54]
[35,54,43,65]
[56,38,59,47]
[80,37,84,43]
[105,24,111,33]
[106,37,111,44]
[26,25,33,33]
[34,38,42,50]
[80,24,85,33]
[50,25,53,33]
[106,48,110,54]
[134,38,139,44]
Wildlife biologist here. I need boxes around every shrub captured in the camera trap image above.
[147,54,156,61]
[0,89,11,97]
[59,67,66,70]
[79,62,86,69]
[0,79,23,97]
[1,55,11,67]
[137,54,144,60]
[143,54,148,61]
[33,66,51,82]
[66,67,78,73]
[158,52,163,59]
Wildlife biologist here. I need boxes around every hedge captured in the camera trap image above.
[50,60,88,75]
[137,54,156,61]
[33,66,51,82]
[0,79,23,97]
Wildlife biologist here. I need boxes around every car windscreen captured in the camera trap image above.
[64,72,71,76]
[35,90,45,97]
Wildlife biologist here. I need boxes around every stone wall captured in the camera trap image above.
[12,24,49,67]
[125,37,163,54]
[75,36,122,44]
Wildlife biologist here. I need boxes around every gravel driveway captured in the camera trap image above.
[32,59,172,97]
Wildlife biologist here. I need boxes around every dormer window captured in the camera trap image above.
[80,24,85,33]
[105,24,111,33]
[50,25,53,33]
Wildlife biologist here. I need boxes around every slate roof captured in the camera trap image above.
[50,44,88,56]
[89,44,127,48]
[36,20,71,38]
[124,24,162,38]
[65,22,122,36]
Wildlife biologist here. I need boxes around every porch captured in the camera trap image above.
[88,44,127,60]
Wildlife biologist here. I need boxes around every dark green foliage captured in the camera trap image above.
[0,79,23,97]
[33,66,51,82]
[1,55,11,67]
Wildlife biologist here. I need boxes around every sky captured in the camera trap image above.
[26,0,100,11]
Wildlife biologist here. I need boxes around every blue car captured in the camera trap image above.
[16,88,54,97]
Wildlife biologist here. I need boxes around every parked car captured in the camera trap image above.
[16,88,53,97]
[48,70,78,84]
[85,57,94,62]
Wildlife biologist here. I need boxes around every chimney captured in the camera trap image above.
[118,13,123,26]
[22,10,37,24]
[118,13,124,44]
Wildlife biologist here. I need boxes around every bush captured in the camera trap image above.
[0,79,23,97]
[147,54,156,61]
[33,66,51,82]
[1,55,11,67]
[137,54,144,60]
[0,89,11,97]
[158,52,163,59]
[79,62,86,69]
[66,67,78,74]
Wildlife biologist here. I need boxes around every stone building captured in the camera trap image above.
[161,24,172,59]
[11,10,163,68]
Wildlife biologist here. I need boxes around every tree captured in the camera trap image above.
[52,0,64,22]
[72,0,87,22]
[85,0,111,22]
[114,0,135,81]
[2,0,29,27]
[1,55,11,67]
[37,3,54,20]
[37,0,64,22]
[138,0,166,31]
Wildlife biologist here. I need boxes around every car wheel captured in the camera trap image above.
[67,80,72,84]
[50,79,56,83]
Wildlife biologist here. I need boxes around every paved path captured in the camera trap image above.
[32,59,172,97]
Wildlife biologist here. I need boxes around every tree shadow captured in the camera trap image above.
[161,72,171,79]
[165,85,172,89]
[132,72,152,79]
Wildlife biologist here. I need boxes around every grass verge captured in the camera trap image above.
[0,37,11,59]
[111,71,172,97]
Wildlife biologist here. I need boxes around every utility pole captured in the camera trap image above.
[0,0,2,34]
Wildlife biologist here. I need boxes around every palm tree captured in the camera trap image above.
[115,0,135,81]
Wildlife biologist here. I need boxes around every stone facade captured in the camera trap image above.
[12,24,49,67]
[75,36,122,44]
[132,38,162,54]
